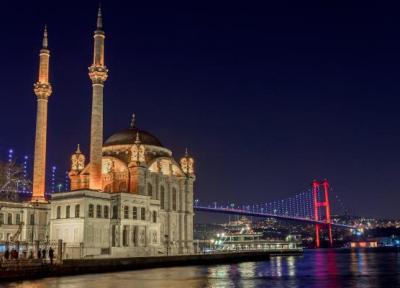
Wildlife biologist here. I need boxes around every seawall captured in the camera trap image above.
[0,249,302,282]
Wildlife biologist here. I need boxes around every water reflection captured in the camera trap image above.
[286,256,296,277]
[2,250,400,288]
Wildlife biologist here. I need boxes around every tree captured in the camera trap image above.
[0,160,31,201]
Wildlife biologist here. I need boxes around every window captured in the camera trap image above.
[66,206,70,218]
[96,205,102,218]
[104,206,109,218]
[56,206,61,219]
[30,214,35,225]
[141,207,146,220]
[152,211,157,223]
[111,225,116,247]
[132,226,137,246]
[132,207,137,220]
[172,188,177,211]
[112,205,118,219]
[122,226,129,247]
[147,183,153,197]
[124,206,129,219]
[88,204,94,218]
[75,205,80,218]
[16,214,20,225]
[7,213,12,225]
[0,213,4,224]
[160,186,165,209]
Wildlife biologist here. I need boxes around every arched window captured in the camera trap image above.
[160,186,165,210]
[112,205,118,219]
[119,182,127,192]
[96,205,102,218]
[56,207,61,219]
[16,214,20,225]
[104,184,112,193]
[103,206,109,218]
[88,204,94,218]
[152,211,157,223]
[66,206,70,218]
[172,188,177,211]
[141,207,146,220]
[0,213,4,224]
[30,214,35,225]
[75,205,80,218]
[7,213,12,225]
[132,207,137,219]
[147,183,153,198]
[124,206,129,219]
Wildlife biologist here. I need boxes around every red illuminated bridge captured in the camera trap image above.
[194,179,356,248]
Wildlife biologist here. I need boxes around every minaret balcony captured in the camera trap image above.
[89,65,108,84]
[33,82,52,98]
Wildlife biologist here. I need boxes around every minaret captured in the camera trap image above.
[32,26,52,202]
[88,6,108,190]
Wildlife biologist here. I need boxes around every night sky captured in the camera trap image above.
[1,1,400,218]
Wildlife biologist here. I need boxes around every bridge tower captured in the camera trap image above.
[312,179,333,248]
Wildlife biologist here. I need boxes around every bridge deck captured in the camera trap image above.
[194,206,354,229]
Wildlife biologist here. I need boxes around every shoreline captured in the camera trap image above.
[0,249,302,282]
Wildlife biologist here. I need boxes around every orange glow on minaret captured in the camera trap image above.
[88,6,108,190]
[32,26,52,202]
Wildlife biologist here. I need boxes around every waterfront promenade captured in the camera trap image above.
[3,250,400,288]
[0,249,302,281]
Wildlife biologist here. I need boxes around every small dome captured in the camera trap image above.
[104,127,163,147]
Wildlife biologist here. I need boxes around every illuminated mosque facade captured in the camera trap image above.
[0,8,195,258]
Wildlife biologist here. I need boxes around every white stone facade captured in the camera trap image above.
[50,134,195,258]
[0,201,50,244]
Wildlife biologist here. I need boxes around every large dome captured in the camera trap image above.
[104,127,163,147]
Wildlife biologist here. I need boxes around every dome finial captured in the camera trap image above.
[135,131,141,144]
[130,113,136,128]
[185,147,189,157]
[76,144,81,154]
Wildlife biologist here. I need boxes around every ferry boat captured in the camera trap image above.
[213,231,301,252]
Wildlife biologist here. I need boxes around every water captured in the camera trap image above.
[1,250,400,288]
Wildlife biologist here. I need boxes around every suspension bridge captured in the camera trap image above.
[194,179,356,248]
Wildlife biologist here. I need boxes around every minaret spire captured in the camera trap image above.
[89,6,108,190]
[42,25,48,49]
[97,4,103,30]
[32,26,53,202]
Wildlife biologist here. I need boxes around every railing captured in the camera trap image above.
[0,240,61,264]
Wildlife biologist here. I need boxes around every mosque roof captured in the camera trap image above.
[103,114,163,147]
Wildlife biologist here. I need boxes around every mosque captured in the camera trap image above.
[0,8,195,258]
